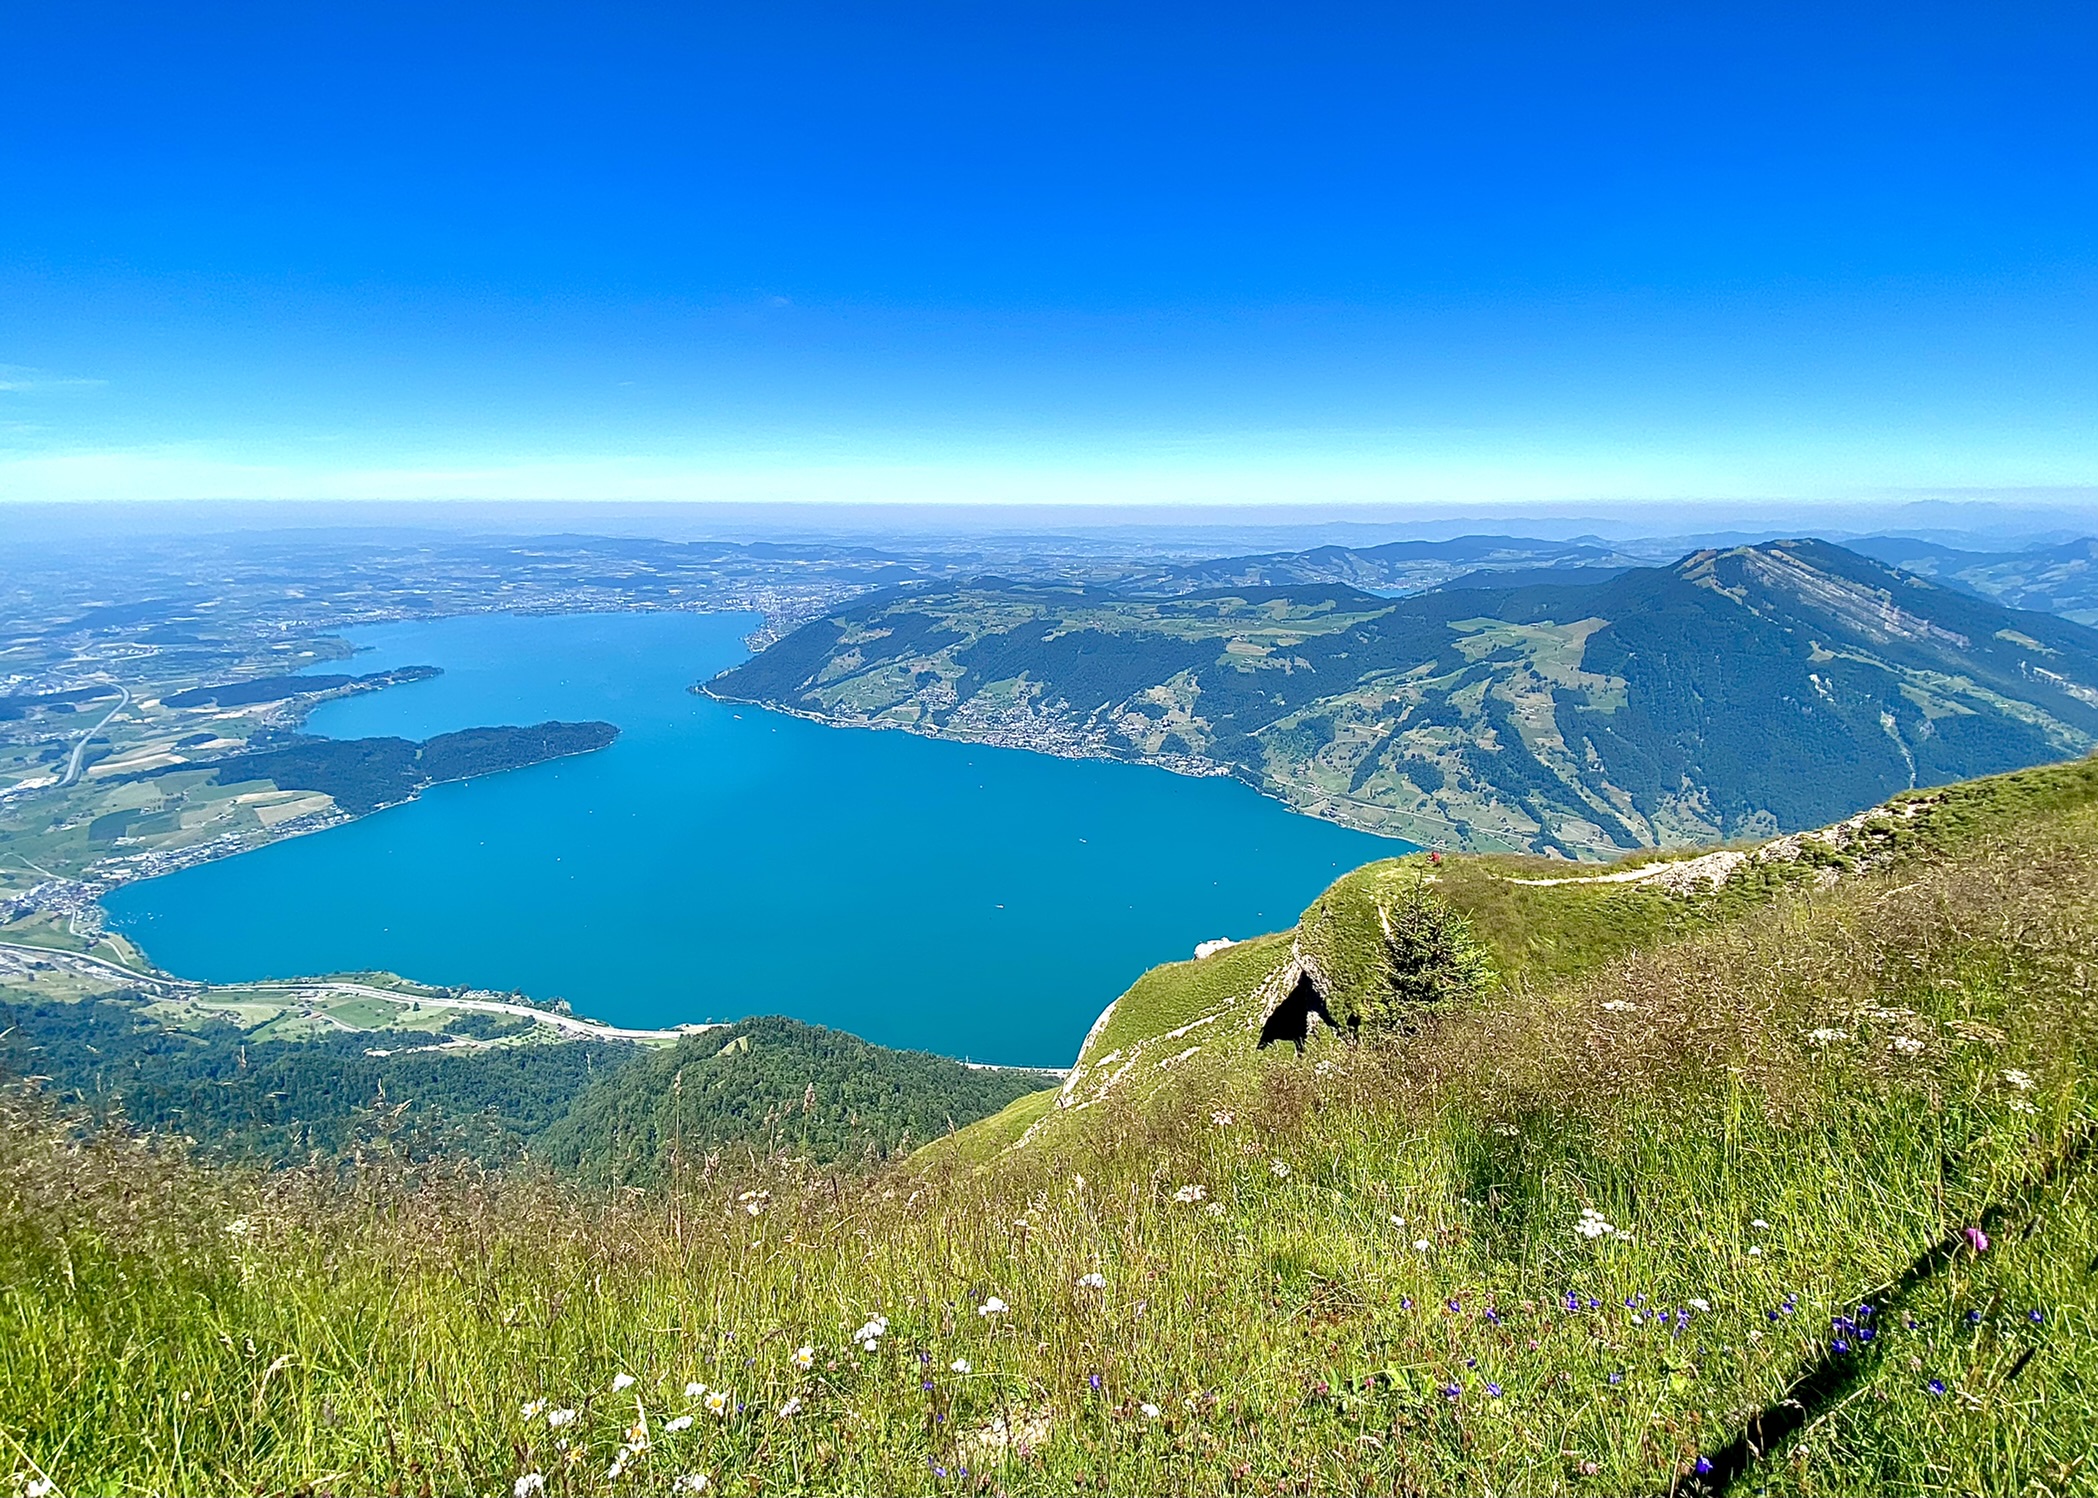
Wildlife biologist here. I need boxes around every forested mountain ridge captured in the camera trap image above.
[537,1016,1051,1182]
[712,539,2098,855]
[0,986,1048,1171]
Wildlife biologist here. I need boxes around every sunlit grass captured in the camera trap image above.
[3,780,2096,1494]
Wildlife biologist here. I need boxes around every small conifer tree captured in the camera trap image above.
[1354,879,1492,1034]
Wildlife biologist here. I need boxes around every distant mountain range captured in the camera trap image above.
[713,539,2098,855]
[1849,535,2098,625]
[1118,534,1641,595]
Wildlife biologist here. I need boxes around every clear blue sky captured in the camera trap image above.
[3,2,2095,506]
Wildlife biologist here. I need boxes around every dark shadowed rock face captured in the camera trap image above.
[1258,972,1335,1053]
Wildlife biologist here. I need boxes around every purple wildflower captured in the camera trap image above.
[1443,1383,1462,1400]
[1089,1372,1103,1391]
[1927,1379,1946,1396]
[1695,1456,1713,1475]
[1963,1226,1990,1254]
[2029,1309,2046,1325]
[1485,1383,1503,1398]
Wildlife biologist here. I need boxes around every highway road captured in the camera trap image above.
[57,686,131,787]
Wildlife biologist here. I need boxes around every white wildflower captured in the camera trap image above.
[1806,1027,1848,1046]
[950,1358,971,1373]
[2004,1069,2035,1090]
[1600,1000,1636,1013]
[519,1399,547,1420]
[705,1389,731,1417]
[1575,1207,1614,1240]
[792,1346,814,1370]
[1172,1184,1207,1204]
[514,1475,546,1498]
[684,1381,706,1399]
[1750,1219,1770,1229]
[1077,1272,1106,1290]
[1747,1246,1763,1257]
[1689,1298,1711,1312]
[1211,1110,1235,1127]
[1889,1036,1925,1055]
[611,1372,636,1392]
[1413,1238,1431,1252]
[26,1482,54,1498]
[1205,1200,1226,1218]
[1140,1402,1162,1419]
[547,1408,578,1429]
[777,1396,802,1418]
[224,1217,252,1236]
[606,1456,628,1481]
[852,1312,890,1351]
[1269,1159,1291,1179]
[676,1477,711,1494]
[977,1295,1008,1317]
[663,1414,694,1433]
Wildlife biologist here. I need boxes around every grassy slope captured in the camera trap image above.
[3,758,2097,1494]
[1044,754,2098,1103]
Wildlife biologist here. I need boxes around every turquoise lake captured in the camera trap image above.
[104,612,1407,1065]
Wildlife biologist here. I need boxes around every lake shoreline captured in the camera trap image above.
[101,611,1405,1066]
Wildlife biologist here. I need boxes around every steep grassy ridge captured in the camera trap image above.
[3,760,2096,1494]
[1049,755,2098,1116]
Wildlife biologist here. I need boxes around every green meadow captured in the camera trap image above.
[4,759,2097,1494]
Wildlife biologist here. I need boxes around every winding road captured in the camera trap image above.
[57,686,130,787]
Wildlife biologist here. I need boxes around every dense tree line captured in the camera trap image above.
[0,999,1046,1173]
[149,720,619,814]
[538,1015,1050,1183]
[0,993,626,1161]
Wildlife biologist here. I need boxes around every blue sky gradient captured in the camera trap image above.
[4,2,2096,505]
